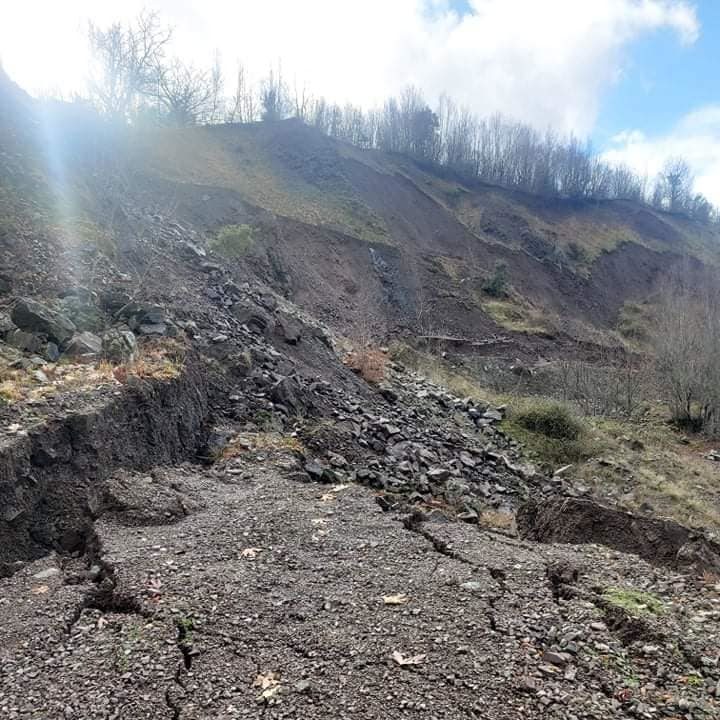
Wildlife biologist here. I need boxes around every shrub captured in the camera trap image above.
[210,224,254,258]
[482,261,509,298]
[345,347,387,384]
[514,401,584,440]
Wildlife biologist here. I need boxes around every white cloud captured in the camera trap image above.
[604,106,720,204]
[0,0,699,134]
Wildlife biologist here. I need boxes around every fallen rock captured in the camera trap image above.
[11,298,76,345]
[6,328,42,353]
[233,302,275,336]
[64,331,102,360]
[102,328,138,363]
[275,313,303,345]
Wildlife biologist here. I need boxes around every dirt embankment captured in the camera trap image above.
[518,495,720,574]
[0,362,210,574]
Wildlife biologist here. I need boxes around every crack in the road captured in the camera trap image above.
[65,529,149,634]
[402,512,477,567]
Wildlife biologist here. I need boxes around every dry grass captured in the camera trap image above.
[482,297,555,335]
[479,510,517,533]
[0,339,185,405]
[222,431,304,460]
[132,127,390,244]
[345,347,388,384]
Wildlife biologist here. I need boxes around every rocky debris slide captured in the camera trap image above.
[1,451,718,719]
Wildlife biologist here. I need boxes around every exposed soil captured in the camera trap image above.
[2,452,720,719]
[0,362,210,572]
[3,79,720,719]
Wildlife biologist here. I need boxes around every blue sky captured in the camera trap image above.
[596,1,719,144]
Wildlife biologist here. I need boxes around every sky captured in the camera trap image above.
[1,0,718,203]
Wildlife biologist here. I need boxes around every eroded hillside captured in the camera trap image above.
[2,73,720,719]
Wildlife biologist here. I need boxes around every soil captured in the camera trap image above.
[2,452,719,719]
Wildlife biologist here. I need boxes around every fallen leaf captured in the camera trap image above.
[383,593,410,605]
[310,518,328,525]
[320,493,335,502]
[392,650,426,666]
[97,616,108,629]
[253,671,280,690]
[7,423,21,433]
[30,585,49,595]
[241,547,262,559]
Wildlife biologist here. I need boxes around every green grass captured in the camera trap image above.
[210,224,255,258]
[513,401,584,440]
[602,588,665,616]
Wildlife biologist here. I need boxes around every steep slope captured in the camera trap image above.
[126,119,718,346]
[2,71,718,353]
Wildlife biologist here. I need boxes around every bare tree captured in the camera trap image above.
[87,11,171,122]
[207,51,225,124]
[656,157,693,213]
[155,60,213,126]
[228,64,256,123]
[260,68,290,122]
[653,271,720,434]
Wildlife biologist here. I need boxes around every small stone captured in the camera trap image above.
[483,409,503,422]
[458,509,479,524]
[460,581,482,592]
[33,567,61,580]
[542,650,570,667]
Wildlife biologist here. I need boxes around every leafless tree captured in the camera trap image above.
[653,270,720,434]
[87,11,171,122]
[260,68,290,122]
[655,157,693,213]
[155,60,213,126]
[228,64,256,123]
[207,51,225,124]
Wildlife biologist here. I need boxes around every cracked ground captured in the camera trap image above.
[1,450,719,719]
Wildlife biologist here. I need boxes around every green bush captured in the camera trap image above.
[210,224,254,258]
[514,401,584,440]
[482,261,509,298]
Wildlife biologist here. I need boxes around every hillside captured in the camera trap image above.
[2,71,719,356]
[2,75,720,719]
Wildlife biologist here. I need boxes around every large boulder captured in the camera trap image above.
[64,331,102,361]
[5,328,43,353]
[275,312,303,345]
[11,298,76,345]
[102,328,138,363]
[270,375,306,415]
[232,302,275,336]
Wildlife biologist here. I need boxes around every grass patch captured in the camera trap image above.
[210,224,255,259]
[503,400,600,467]
[514,401,584,440]
[616,301,653,343]
[345,347,388,384]
[222,431,304,459]
[481,297,554,335]
[602,588,665,616]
